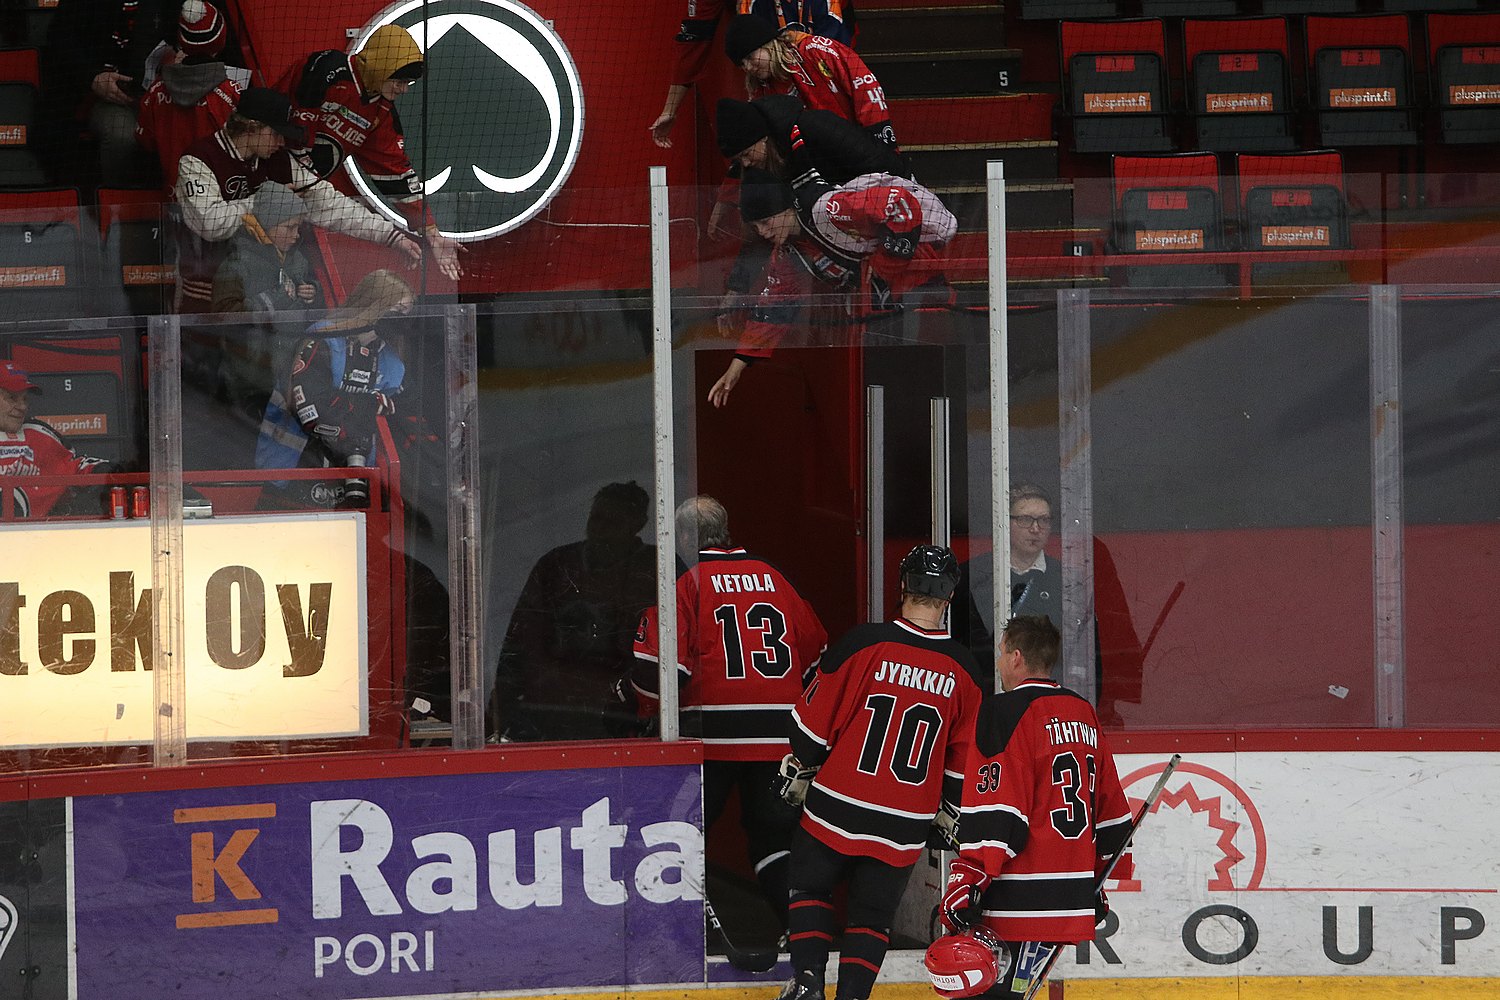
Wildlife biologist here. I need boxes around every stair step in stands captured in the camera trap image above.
[864,47,1023,95]
[936,180,1074,230]
[890,92,1058,144]
[856,5,1007,54]
[904,140,1059,186]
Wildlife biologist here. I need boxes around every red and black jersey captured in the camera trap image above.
[959,679,1133,944]
[671,0,853,88]
[0,420,105,517]
[277,51,435,231]
[751,34,895,150]
[633,547,826,762]
[790,618,983,866]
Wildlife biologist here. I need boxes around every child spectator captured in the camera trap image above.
[211,181,322,315]
[136,1,249,190]
[254,269,413,510]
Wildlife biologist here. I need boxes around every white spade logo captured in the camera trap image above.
[350,0,585,241]
[0,892,17,965]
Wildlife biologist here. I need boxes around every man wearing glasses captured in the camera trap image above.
[1007,483,1061,629]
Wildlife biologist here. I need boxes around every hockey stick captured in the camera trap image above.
[703,895,780,973]
[1138,581,1185,662]
[1018,753,1182,1000]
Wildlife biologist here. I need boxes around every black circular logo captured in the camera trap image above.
[351,0,585,241]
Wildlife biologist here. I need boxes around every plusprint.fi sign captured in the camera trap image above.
[352,0,585,241]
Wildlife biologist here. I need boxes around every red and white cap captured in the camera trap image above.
[178,0,226,58]
[0,361,39,394]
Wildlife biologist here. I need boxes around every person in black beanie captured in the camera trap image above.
[725,14,898,153]
[713,94,910,339]
[708,165,956,408]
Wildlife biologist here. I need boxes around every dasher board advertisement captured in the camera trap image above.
[1056,752,1500,978]
[0,513,368,748]
[67,763,704,999]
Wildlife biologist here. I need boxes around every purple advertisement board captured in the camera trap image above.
[71,763,705,1000]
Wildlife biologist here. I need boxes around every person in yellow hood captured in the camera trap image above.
[277,25,461,281]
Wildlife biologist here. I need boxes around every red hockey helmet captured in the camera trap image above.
[924,925,1011,999]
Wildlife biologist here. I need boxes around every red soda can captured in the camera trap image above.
[107,486,127,519]
[130,486,150,518]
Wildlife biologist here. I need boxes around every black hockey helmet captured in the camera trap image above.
[900,544,960,601]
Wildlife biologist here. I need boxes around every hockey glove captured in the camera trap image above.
[939,856,991,933]
[1095,888,1110,928]
[927,798,960,851]
[776,753,818,806]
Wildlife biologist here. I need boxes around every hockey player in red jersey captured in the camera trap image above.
[775,544,984,1000]
[278,25,461,280]
[936,614,1135,1000]
[631,495,827,927]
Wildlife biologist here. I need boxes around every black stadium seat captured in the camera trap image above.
[1306,14,1418,147]
[1110,152,1228,287]
[1428,13,1500,145]
[1061,19,1173,154]
[0,187,86,318]
[1184,16,1296,152]
[1237,150,1349,252]
[0,48,49,187]
[97,187,175,316]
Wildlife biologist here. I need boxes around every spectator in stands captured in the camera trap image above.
[211,181,321,315]
[726,14,897,153]
[136,1,248,190]
[175,87,421,313]
[709,167,954,407]
[0,362,107,518]
[254,269,412,510]
[713,94,909,336]
[209,182,321,421]
[278,24,461,281]
[650,0,853,149]
[40,0,180,187]
[488,481,658,743]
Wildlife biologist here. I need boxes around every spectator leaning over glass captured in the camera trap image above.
[174,87,422,313]
[0,363,107,518]
[278,24,462,280]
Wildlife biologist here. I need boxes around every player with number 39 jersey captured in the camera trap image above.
[942,614,1135,980]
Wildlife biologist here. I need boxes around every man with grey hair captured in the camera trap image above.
[633,494,827,936]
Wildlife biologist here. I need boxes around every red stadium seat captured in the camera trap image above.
[0,47,48,186]
[1305,14,1418,147]
[1237,150,1349,251]
[1061,19,1173,154]
[1428,13,1500,145]
[1183,16,1295,152]
[1110,152,1227,286]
